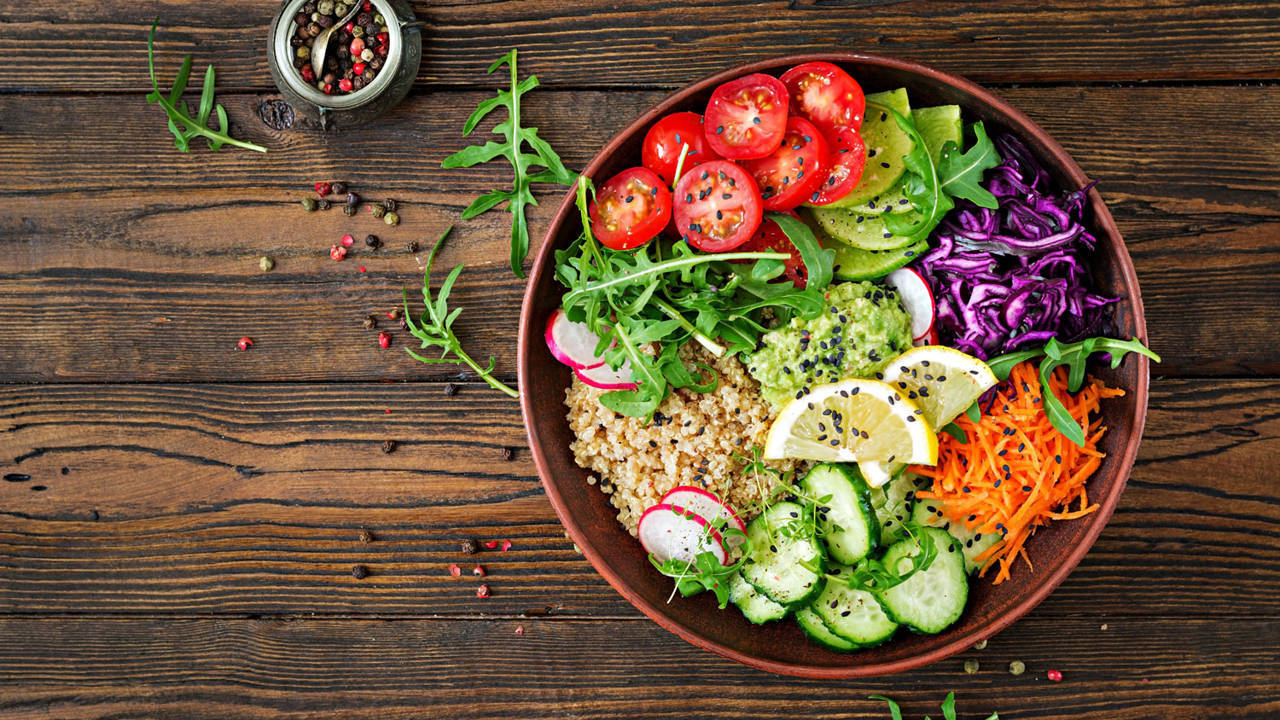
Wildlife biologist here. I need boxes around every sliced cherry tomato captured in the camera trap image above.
[732,214,808,288]
[738,116,829,212]
[641,112,723,186]
[672,160,762,252]
[702,73,789,160]
[780,61,866,142]
[809,126,868,206]
[589,167,672,251]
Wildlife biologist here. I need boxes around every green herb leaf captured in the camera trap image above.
[872,103,952,243]
[869,696,904,720]
[443,49,575,277]
[982,336,1160,445]
[941,692,957,720]
[145,19,266,154]
[769,211,835,303]
[940,421,968,444]
[937,122,1001,209]
[402,227,520,398]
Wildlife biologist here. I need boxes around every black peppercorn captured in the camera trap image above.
[317,14,334,28]
[461,538,479,555]
[357,12,371,24]
[346,192,360,206]
[290,35,304,48]
[364,234,381,249]
[343,204,357,216]
[306,21,321,36]
[501,447,515,462]
[444,382,457,396]
[359,530,375,543]
[331,182,347,195]
[382,198,397,212]
[407,240,419,253]
[295,13,308,25]
[369,57,384,71]
[398,317,409,331]
[351,564,368,579]
[316,199,331,210]
[363,314,377,330]
[381,439,397,454]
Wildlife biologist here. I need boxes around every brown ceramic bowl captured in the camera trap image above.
[518,53,1150,678]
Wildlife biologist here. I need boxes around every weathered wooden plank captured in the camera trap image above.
[0,378,1275,617]
[0,85,1276,381]
[0,615,1275,720]
[4,0,1280,93]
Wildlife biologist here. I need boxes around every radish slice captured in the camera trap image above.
[913,327,940,348]
[545,309,608,370]
[661,486,747,544]
[575,361,638,391]
[637,503,729,566]
[886,267,936,340]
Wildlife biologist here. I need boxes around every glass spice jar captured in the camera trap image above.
[267,0,422,129]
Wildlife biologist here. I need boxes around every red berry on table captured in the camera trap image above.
[237,337,253,351]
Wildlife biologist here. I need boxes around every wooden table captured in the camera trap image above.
[2,2,1277,718]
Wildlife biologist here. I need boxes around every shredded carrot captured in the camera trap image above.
[910,360,1125,584]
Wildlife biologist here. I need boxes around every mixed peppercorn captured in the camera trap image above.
[289,0,391,96]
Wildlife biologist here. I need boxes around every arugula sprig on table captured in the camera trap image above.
[442,49,576,277]
[402,227,519,398]
[950,336,1160,446]
[555,176,833,419]
[870,692,999,720]
[868,102,999,243]
[145,19,266,154]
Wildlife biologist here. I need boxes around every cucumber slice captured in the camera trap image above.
[729,571,788,625]
[911,497,1000,574]
[878,527,969,634]
[823,88,913,209]
[795,606,859,652]
[868,470,927,545]
[806,205,923,251]
[742,502,825,608]
[912,104,963,163]
[834,104,964,217]
[799,463,878,565]
[827,236,929,281]
[812,563,899,647]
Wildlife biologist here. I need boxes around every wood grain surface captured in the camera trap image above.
[1,0,1278,717]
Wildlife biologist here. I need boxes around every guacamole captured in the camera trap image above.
[747,281,913,408]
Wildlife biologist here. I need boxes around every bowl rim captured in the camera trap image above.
[518,52,1150,678]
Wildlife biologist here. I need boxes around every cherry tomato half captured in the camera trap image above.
[589,167,672,251]
[738,116,829,212]
[808,126,868,206]
[641,112,723,186]
[672,160,762,252]
[703,73,790,160]
[732,214,808,288]
[780,62,866,142]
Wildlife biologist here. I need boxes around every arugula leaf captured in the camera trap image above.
[940,421,968,444]
[442,49,575,277]
[937,122,1001,209]
[941,692,957,720]
[869,696,904,720]
[402,227,519,398]
[982,336,1160,446]
[769,211,835,302]
[145,19,266,154]
[872,103,952,244]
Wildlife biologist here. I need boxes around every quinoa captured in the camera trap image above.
[565,344,802,536]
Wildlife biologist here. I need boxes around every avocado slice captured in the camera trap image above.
[821,88,913,210]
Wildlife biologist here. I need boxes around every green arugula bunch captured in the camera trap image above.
[145,19,266,154]
[555,177,835,419]
[402,227,519,398]
[871,692,999,720]
[442,49,576,277]
[869,102,1000,243]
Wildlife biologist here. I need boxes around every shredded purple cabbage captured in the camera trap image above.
[916,134,1117,358]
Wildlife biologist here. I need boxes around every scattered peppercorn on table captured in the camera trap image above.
[1,2,1278,718]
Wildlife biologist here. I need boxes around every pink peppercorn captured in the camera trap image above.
[483,540,499,549]
[476,584,490,599]
[353,62,366,76]
[501,540,513,552]
[237,337,253,351]
[330,245,347,261]
[448,564,461,578]
[378,332,390,349]
[341,234,355,247]
[472,565,485,577]
[338,78,353,93]
[1048,669,1063,682]
[349,38,366,56]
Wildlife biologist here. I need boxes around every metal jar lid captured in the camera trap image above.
[267,0,422,129]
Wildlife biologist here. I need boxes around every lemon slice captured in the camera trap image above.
[858,345,998,486]
[764,378,938,464]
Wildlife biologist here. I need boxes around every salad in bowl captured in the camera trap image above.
[519,54,1154,677]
